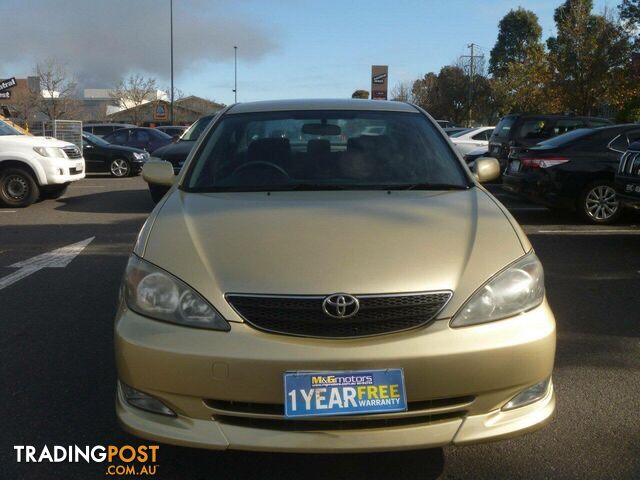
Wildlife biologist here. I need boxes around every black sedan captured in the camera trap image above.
[82,132,149,177]
[146,114,215,202]
[103,127,172,154]
[502,124,640,224]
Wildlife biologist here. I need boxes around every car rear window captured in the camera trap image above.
[493,117,516,138]
[516,118,551,140]
[185,110,470,192]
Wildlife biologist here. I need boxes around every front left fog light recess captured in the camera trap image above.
[120,382,176,417]
[502,377,551,411]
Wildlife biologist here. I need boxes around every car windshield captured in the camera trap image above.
[185,110,470,192]
[536,128,593,147]
[83,131,109,146]
[180,115,214,142]
[0,120,22,136]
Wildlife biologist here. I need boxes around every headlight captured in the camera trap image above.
[33,146,66,158]
[451,253,544,327]
[133,152,146,160]
[122,255,230,331]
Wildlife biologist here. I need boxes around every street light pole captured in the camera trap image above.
[170,0,174,124]
[233,45,237,103]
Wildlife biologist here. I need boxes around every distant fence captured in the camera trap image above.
[42,120,83,148]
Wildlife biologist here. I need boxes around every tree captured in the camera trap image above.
[37,59,78,120]
[411,67,476,125]
[390,82,413,102]
[351,90,369,99]
[547,0,634,115]
[436,66,469,125]
[490,8,543,77]
[8,83,40,130]
[619,0,640,48]
[411,73,439,113]
[492,45,559,114]
[110,74,157,125]
[619,0,640,27]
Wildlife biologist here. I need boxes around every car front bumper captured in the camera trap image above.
[40,157,86,185]
[115,300,556,452]
[615,177,640,208]
[130,160,145,174]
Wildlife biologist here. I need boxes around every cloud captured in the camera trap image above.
[0,0,278,89]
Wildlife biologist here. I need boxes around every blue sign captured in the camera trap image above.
[284,369,407,418]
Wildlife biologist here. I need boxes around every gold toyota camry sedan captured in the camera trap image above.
[115,99,556,452]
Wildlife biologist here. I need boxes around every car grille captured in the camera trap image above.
[205,395,474,431]
[226,291,452,338]
[619,149,640,177]
[63,146,82,159]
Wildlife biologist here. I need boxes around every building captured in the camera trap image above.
[0,76,44,128]
[2,75,224,127]
[106,96,224,126]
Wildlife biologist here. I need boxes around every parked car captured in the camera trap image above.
[155,125,188,139]
[615,141,640,209]
[145,114,216,202]
[444,127,470,136]
[0,119,85,207]
[82,132,149,177]
[450,126,495,155]
[436,120,455,129]
[489,114,612,171]
[502,124,640,224]
[83,123,136,137]
[121,99,556,452]
[103,127,172,154]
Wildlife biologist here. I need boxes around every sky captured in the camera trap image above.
[0,0,614,105]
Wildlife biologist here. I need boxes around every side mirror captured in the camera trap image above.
[474,157,501,183]
[142,161,175,187]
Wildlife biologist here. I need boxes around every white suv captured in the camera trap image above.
[0,120,85,207]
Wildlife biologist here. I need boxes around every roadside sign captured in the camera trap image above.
[0,91,10,99]
[0,77,17,92]
[371,65,388,100]
[154,102,168,121]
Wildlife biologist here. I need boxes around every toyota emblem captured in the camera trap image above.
[322,293,360,319]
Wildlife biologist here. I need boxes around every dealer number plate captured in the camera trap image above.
[284,369,407,418]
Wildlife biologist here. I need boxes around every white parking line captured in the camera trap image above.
[0,237,94,290]
[0,210,16,213]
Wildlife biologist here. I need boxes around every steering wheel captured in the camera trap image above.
[232,161,289,178]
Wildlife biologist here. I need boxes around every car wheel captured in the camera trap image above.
[0,167,40,207]
[578,181,622,224]
[40,183,69,200]
[149,184,169,204]
[110,158,131,177]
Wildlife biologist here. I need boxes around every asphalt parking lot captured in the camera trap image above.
[1,175,639,480]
